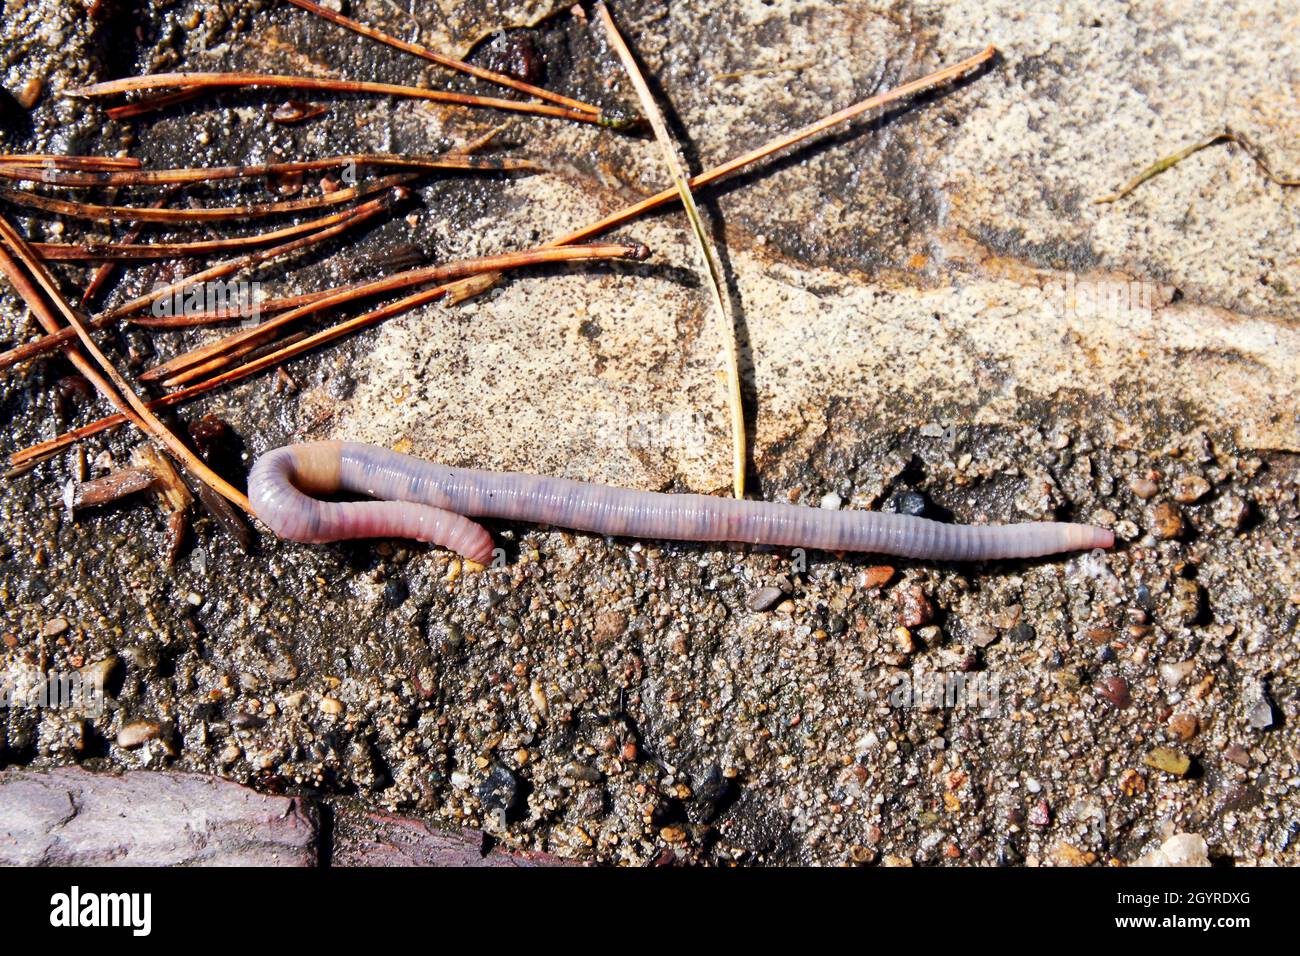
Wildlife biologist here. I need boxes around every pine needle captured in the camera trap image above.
[0,213,250,512]
[595,2,746,499]
[285,0,601,116]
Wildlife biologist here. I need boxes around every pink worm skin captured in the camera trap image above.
[249,441,1115,564]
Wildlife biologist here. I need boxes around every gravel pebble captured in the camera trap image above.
[1150,502,1184,539]
[1145,747,1191,776]
[1129,478,1159,499]
[117,720,163,749]
[1212,495,1250,531]
[1172,475,1210,503]
[746,586,785,612]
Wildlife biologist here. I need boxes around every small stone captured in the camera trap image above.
[593,609,626,643]
[848,845,876,864]
[477,765,521,812]
[1168,712,1198,741]
[1223,744,1251,768]
[1028,799,1050,826]
[1245,696,1274,731]
[1171,579,1204,625]
[575,789,604,818]
[660,826,687,844]
[1171,475,1210,503]
[893,585,933,628]
[231,712,266,731]
[1135,832,1210,867]
[1008,621,1036,644]
[117,720,163,749]
[79,655,118,689]
[1097,676,1131,709]
[1212,495,1250,532]
[746,586,784,612]
[1051,844,1096,866]
[893,627,917,654]
[819,491,842,510]
[860,565,895,589]
[564,761,602,783]
[15,75,42,109]
[1085,626,1116,645]
[1159,659,1195,687]
[1150,502,1184,539]
[970,626,999,648]
[382,578,408,607]
[319,696,344,716]
[1129,477,1159,499]
[888,490,930,517]
[1144,747,1191,776]
[1118,768,1146,796]
[42,617,69,637]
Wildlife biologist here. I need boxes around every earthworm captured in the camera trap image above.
[249,442,1114,564]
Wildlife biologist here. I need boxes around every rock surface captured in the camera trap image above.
[0,766,318,866]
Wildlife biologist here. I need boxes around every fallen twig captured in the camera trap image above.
[0,212,249,511]
[33,199,393,261]
[145,242,651,385]
[0,154,141,170]
[444,45,996,300]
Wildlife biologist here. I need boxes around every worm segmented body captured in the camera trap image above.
[249,442,1114,564]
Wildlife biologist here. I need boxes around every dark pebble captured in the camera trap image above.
[383,578,409,607]
[887,490,930,517]
[694,763,730,821]
[482,32,545,85]
[1097,676,1131,708]
[1135,585,1155,611]
[476,765,521,812]
[231,712,267,730]
[1009,622,1036,644]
